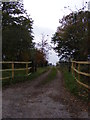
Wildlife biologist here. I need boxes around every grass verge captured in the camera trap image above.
[2,67,49,87]
[58,66,88,102]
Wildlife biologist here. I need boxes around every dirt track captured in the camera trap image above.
[2,69,89,118]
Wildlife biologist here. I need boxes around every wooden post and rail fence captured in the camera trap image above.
[71,60,90,90]
[0,61,32,80]
[0,60,90,91]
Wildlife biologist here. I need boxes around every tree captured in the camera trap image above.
[2,1,34,61]
[37,34,51,66]
[29,48,48,72]
[36,49,48,67]
[52,10,90,61]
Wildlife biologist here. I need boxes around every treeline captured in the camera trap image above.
[2,1,48,69]
[52,10,90,62]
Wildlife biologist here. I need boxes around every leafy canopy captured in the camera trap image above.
[52,11,90,61]
[2,1,34,61]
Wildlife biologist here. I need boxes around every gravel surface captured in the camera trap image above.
[2,69,89,118]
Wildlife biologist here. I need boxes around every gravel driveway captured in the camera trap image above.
[2,69,89,118]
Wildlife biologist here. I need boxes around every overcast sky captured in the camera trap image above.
[23,0,89,65]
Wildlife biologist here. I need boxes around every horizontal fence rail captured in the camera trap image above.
[71,60,90,90]
[0,61,32,80]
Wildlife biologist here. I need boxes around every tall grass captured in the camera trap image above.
[2,67,49,86]
[58,65,88,102]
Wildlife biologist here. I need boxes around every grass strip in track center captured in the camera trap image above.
[58,66,88,102]
[40,67,57,85]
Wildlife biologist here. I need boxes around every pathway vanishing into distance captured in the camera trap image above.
[2,68,88,118]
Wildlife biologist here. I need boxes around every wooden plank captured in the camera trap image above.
[16,62,26,63]
[14,68,26,71]
[74,76,90,89]
[0,76,11,80]
[14,67,32,71]
[0,67,32,72]
[27,67,32,70]
[0,69,12,72]
[27,73,31,76]
[72,61,90,64]
[0,61,32,64]
[72,67,90,77]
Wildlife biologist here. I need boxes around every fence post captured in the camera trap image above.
[26,63,28,75]
[12,62,14,79]
[74,62,76,78]
[72,62,73,75]
[78,63,80,81]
